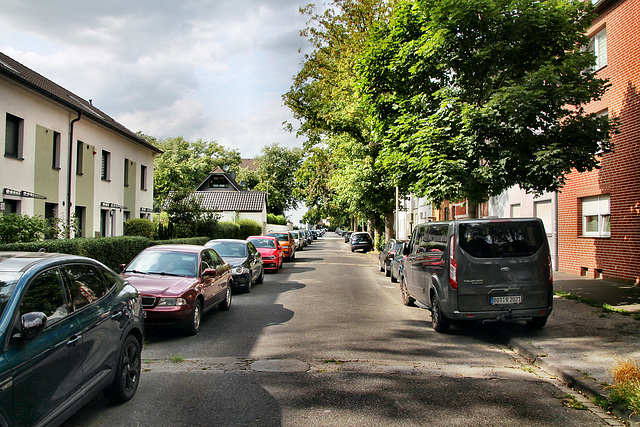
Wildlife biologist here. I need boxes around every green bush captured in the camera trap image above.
[150,237,209,246]
[267,213,287,226]
[211,222,240,239]
[237,219,263,239]
[124,218,156,239]
[0,214,46,243]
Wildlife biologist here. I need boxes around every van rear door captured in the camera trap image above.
[454,219,551,313]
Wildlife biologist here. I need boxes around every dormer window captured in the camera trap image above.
[208,176,228,188]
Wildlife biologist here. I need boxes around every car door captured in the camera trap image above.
[405,225,427,301]
[60,263,121,399]
[424,225,449,295]
[247,242,259,281]
[4,267,84,426]
[209,250,229,302]
[200,250,218,309]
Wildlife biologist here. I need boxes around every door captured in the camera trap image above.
[405,225,428,303]
[61,263,120,394]
[200,250,219,309]
[4,267,84,426]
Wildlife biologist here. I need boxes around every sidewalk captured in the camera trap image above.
[496,271,640,425]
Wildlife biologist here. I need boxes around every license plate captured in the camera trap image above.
[491,295,522,305]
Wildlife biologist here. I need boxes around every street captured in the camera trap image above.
[63,235,609,426]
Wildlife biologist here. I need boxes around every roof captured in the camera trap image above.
[0,52,162,155]
[240,159,257,171]
[168,191,266,212]
[195,167,243,191]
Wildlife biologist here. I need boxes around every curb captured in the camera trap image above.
[504,335,638,426]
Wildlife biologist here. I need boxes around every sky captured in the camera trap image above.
[0,0,317,223]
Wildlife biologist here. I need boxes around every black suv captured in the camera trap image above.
[350,232,373,253]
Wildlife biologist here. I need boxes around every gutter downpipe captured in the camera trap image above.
[66,111,82,237]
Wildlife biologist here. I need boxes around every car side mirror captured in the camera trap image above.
[202,268,217,278]
[119,263,126,272]
[21,312,47,340]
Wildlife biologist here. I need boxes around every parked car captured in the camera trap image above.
[266,232,296,261]
[303,230,313,245]
[290,230,304,251]
[121,245,232,336]
[205,239,264,293]
[344,231,353,243]
[0,252,144,426]
[401,218,552,333]
[389,242,407,284]
[378,239,405,277]
[247,236,283,272]
[350,232,373,253]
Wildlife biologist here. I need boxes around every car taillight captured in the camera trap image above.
[449,235,457,289]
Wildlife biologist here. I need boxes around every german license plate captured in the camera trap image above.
[491,295,522,305]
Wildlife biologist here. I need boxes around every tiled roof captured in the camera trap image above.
[172,191,266,212]
[0,52,161,154]
[240,158,257,171]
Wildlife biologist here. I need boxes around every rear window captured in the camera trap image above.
[459,221,544,258]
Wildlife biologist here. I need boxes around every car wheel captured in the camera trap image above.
[351,247,354,252]
[526,316,548,329]
[186,300,203,335]
[244,279,252,293]
[256,267,264,284]
[219,287,232,311]
[431,293,450,333]
[104,334,141,403]
[384,263,391,277]
[379,259,384,272]
[400,277,415,307]
[391,271,398,283]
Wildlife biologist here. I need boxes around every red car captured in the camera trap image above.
[121,245,232,335]
[246,236,283,272]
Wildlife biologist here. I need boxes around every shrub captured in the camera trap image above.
[610,358,640,415]
[0,214,46,243]
[267,213,287,225]
[124,218,156,239]
[211,222,240,239]
[237,219,263,239]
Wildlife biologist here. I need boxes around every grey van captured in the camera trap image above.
[401,218,552,332]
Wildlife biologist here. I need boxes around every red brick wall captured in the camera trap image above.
[559,0,640,283]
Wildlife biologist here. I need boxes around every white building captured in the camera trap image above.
[1,52,161,237]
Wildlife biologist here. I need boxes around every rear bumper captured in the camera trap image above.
[448,306,553,322]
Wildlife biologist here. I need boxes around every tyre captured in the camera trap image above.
[526,316,548,329]
[431,293,450,333]
[391,271,398,283]
[384,263,391,277]
[255,267,264,284]
[244,280,252,293]
[104,334,141,403]
[219,287,232,311]
[186,300,202,335]
[351,247,354,252]
[378,259,384,272]
[400,277,415,307]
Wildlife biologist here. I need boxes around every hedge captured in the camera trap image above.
[0,218,265,272]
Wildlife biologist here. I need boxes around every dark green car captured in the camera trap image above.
[0,252,144,426]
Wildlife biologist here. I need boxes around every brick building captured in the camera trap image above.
[558,0,640,283]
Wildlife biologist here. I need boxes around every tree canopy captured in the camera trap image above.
[358,0,615,204]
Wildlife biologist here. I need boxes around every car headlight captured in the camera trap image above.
[157,297,188,307]
[264,255,276,260]
[234,266,249,275]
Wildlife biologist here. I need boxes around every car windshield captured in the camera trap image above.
[267,233,289,241]
[0,272,21,318]
[459,221,545,258]
[125,250,198,277]
[206,242,247,258]
[248,238,276,249]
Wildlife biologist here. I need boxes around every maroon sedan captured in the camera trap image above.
[121,245,231,335]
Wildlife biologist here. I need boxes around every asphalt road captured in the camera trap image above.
[62,234,611,426]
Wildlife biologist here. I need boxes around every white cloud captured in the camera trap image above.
[0,0,311,158]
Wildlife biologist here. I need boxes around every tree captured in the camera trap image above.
[142,135,241,207]
[359,0,615,205]
[285,0,397,238]
[246,143,304,216]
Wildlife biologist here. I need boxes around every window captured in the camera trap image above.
[5,113,23,159]
[586,27,607,70]
[510,204,521,218]
[582,195,610,237]
[60,264,109,310]
[124,158,130,187]
[21,268,70,327]
[101,150,111,181]
[2,199,20,216]
[140,165,147,190]
[52,131,61,169]
[208,176,228,188]
[76,141,84,175]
